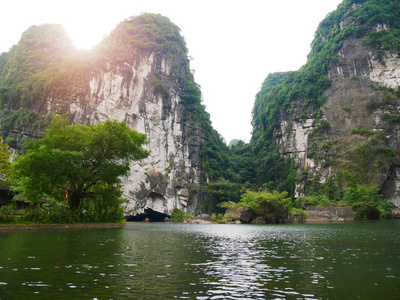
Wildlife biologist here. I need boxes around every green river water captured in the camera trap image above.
[0,221,399,299]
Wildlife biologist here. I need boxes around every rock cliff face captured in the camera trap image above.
[64,54,204,217]
[277,31,400,207]
[306,206,355,221]
[0,15,205,217]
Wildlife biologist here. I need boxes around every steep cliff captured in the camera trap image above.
[251,0,400,208]
[0,14,209,217]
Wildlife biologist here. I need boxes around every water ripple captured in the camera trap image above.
[0,221,399,299]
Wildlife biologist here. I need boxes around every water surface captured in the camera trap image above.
[0,221,399,299]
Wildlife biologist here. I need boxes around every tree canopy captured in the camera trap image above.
[10,116,150,210]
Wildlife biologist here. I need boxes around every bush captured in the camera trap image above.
[0,205,16,223]
[170,208,193,222]
[342,184,393,220]
[290,207,307,219]
[0,205,125,224]
[366,99,379,112]
[379,200,394,219]
[295,195,332,209]
[211,213,224,223]
[238,189,294,223]
[342,106,351,113]
[313,120,330,134]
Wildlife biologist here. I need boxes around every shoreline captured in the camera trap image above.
[0,223,125,231]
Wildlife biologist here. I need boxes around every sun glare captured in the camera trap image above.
[65,24,107,50]
[69,33,99,50]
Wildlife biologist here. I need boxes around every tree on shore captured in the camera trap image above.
[0,137,11,178]
[10,116,150,210]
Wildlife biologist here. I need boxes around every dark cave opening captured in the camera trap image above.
[125,208,170,222]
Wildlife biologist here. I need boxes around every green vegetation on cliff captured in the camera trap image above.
[100,13,188,62]
[0,24,75,109]
[251,72,297,195]
[0,24,103,145]
[0,24,104,109]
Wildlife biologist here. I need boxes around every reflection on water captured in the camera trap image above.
[0,221,399,299]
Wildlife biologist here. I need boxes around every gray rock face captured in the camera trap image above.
[43,53,204,217]
[223,207,252,223]
[306,206,355,221]
[185,214,214,224]
[381,166,400,208]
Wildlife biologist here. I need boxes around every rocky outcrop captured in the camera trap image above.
[392,208,400,219]
[223,207,250,223]
[306,206,355,221]
[184,214,215,224]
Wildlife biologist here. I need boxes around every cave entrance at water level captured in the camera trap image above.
[126,208,170,222]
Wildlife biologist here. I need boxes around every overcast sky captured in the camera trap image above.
[1,0,343,143]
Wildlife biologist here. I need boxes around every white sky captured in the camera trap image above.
[1,0,343,143]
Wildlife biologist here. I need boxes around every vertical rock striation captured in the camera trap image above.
[65,54,203,217]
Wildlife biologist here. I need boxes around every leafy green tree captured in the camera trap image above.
[10,116,149,210]
[342,184,392,219]
[202,178,241,212]
[0,137,11,181]
[170,208,193,222]
[238,189,293,223]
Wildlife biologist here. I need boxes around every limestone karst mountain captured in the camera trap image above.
[251,0,400,208]
[0,14,224,218]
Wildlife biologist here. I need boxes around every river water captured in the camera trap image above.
[0,221,399,299]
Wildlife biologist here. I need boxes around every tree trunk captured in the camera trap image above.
[69,192,81,210]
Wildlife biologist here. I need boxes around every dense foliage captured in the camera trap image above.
[250,72,297,195]
[342,184,392,219]
[10,116,149,210]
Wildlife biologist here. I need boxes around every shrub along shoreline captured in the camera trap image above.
[0,223,125,231]
[0,205,125,225]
